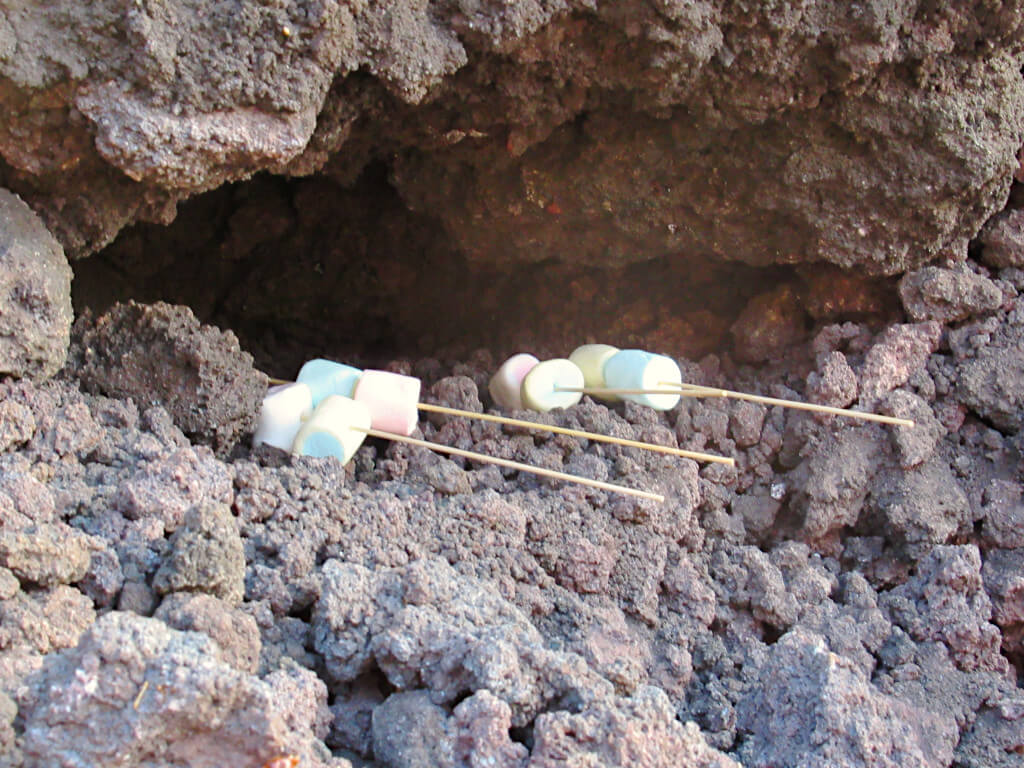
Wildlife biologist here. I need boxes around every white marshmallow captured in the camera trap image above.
[602,350,682,411]
[568,344,620,396]
[353,369,422,436]
[520,359,585,412]
[253,383,313,451]
[292,395,371,464]
[488,353,540,410]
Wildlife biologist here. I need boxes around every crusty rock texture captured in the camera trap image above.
[736,629,958,768]
[71,301,267,452]
[0,189,72,380]
[2,285,1024,765]
[1,1,1022,273]
[18,612,343,768]
[3,1,1024,764]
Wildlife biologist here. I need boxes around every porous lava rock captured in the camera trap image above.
[898,265,1003,324]
[0,2,1022,276]
[735,629,957,768]
[980,209,1024,269]
[0,189,72,380]
[3,284,1024,765]
[152,502,247,604]
[72,300,267,452]
[18,612,343,768]
[531,687,739,768]
[953,294,1024,433]
[312,557,613,728]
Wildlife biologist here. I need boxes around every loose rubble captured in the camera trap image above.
[1,269,1023,766]
[0,190,73,381]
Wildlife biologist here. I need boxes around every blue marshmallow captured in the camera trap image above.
[297,359,362,406]
[602,350,682,411]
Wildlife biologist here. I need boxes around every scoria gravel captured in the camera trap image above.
[0,273,1023,765]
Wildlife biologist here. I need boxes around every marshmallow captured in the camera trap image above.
[353,369,422,436]
[297,359,362,406]
[292,395,371,463]
[253,383,313,451]
[489,353,540,409]
[520,359,585,412]
[602,350,682,411]
[568,344,620,395]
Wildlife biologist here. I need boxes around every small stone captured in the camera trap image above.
[153,502,246,604]
[807,351,858,409]
[0,399,35,452]
[0,189,73,380]
[898,265,1003,323]
[956,310,1024,432]
[371,691,451,768]
[729,401,766,448]
[858,322,942,404]
[118,579,158,616]
[881,390,945,469]
[0,566,19,599]
[77,545,125,608]
[0,523,95,587]
[155,592,261,673]
[73,301,267,453]
[730,284,807,363]
[980,209,1024,269]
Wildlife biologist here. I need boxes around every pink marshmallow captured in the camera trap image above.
[353,369,422,436]
[488,353,540,409]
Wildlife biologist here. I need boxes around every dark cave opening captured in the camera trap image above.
[72,165,901,380]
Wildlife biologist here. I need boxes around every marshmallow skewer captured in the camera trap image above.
[258,388,663,500]
[417,402,734,466]
[662,382,916,427]
[557,345,915,428]
[270,364,733,465]
[360,427,665,502]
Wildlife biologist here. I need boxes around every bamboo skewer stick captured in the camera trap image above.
[418,402,733,466]
[660,382,915,427]
[359,428,665,502]
[555,387,728,398]
[265,378,733,465]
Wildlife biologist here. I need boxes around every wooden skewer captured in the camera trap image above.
[268,377,291,386]
[133,680,149,711]
[359,427,665,502]
[265,380,733,465]
[555,387,728,398]
[418,402,733,466]
[659,382,915,427]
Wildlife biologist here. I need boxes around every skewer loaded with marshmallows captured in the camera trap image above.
[489,345,915,428]
[253,359,736,503]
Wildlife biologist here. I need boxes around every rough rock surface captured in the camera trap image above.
[3,278,1024,766]
[152,501,246,604]
[980,209,1024,268]
[312,557,613,727]
[736,629,957,768]
[18,612,343,768]
[0,189,72,380]
[532,687,738,767]
[899,265,1003,324]
[72,301,267,451]
[153,592,261,673]
[952,293,1024,432]
[1,2,1022,276]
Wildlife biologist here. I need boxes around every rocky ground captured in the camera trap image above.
[2,1,1024,766]
[3,214,1024,764]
